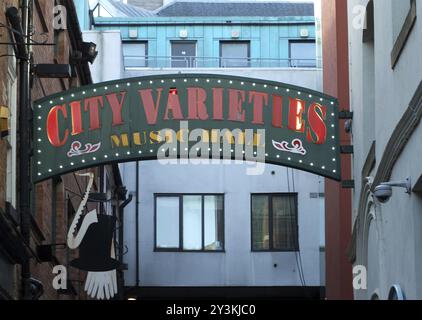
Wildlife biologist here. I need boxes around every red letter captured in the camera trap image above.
[47,104,69,147]
[84,96,104,131]
[187,88,209,120]
[272,95,283,128]
[249,91,268,125]
[164,91,184,120]
[228,89,245,122]
[212,88,224,120]
[139,89,163,125]
[69,100,83,136]
[106,91,126,127]
[307,103,327,144]
[288,97,305,133]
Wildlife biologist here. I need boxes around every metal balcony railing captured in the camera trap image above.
[123,56,318,70]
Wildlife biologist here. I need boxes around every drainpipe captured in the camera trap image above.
[20,0,32,301]
[118,193,132,299]
[135,162,140,288]
[6,0,32,300]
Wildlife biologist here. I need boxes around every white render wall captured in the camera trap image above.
[348,0,422,300]
[83,29,325,288]
[121,162,325,287]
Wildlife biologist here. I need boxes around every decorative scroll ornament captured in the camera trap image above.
[272,139,307,156]
[67,141,101,158]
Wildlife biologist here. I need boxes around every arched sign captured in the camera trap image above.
[33,74,341,182]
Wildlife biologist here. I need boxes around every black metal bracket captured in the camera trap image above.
[340,145,354,154]
[339,111,354,119]
[342,180,355,189]
[36,243,67,262]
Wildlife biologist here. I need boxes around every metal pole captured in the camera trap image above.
[118,193,132,299]
[19,0,32,300]
[135,161,139,288]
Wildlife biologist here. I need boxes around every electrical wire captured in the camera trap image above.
[291,169,307,289]
[285,168,303,286]
[285,167,309,299]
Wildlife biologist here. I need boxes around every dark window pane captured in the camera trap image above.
[204,195,224,251]
[252,195,270,250]
[156,197,179,248]
[289,41,316,67]
[272,195,297,250]
[220,42,250,67]
[123,42,147,68]
[171,42,196,68]
[183,196,202,250]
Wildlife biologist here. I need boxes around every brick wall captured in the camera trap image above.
[29,0,100,300]
[0,0,122,300]
[0,0,20,300]
[0,0,19,212]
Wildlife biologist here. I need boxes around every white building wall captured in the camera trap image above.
[121,162,324,287]
[82,30,124,83]
[348,0,422,300]
[84,29,325,289]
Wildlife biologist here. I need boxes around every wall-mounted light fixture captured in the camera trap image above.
[179,29,188,38]
[81,41,98,64]
[128,29,138,39]
[300,29,309,38]
[231,30,240,39]
[33,64,72,78]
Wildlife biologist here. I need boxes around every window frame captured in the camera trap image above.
[288,40,317,68]
[170,40,197,68]
[250,193,299,253]
[154,193,225,253]
[219,40,251,68]
[122,40,149,68]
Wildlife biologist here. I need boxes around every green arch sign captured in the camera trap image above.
[33,74,341,182]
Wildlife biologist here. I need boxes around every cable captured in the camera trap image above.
[285,168,305,288]
[291,169,307,289]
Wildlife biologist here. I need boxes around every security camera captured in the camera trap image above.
[373,177,411,204]
[345,119,353,134]
[29,277,44,300]
[373,184,393,203]
[81,42,98,64]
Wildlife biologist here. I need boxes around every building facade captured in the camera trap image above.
[0,0,126,300]
[348,0,422,299]
[76,0,327,299]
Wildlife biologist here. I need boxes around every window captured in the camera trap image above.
[123,42,147,68]
[155,194,224,251]
[289,41,316,68]
[171,41,196,68]
[251,194,298,251]
[220,41,250,68]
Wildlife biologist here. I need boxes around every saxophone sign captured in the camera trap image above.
[33,74,341,181]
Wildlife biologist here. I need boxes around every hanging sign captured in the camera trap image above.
[33,74,341,182]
